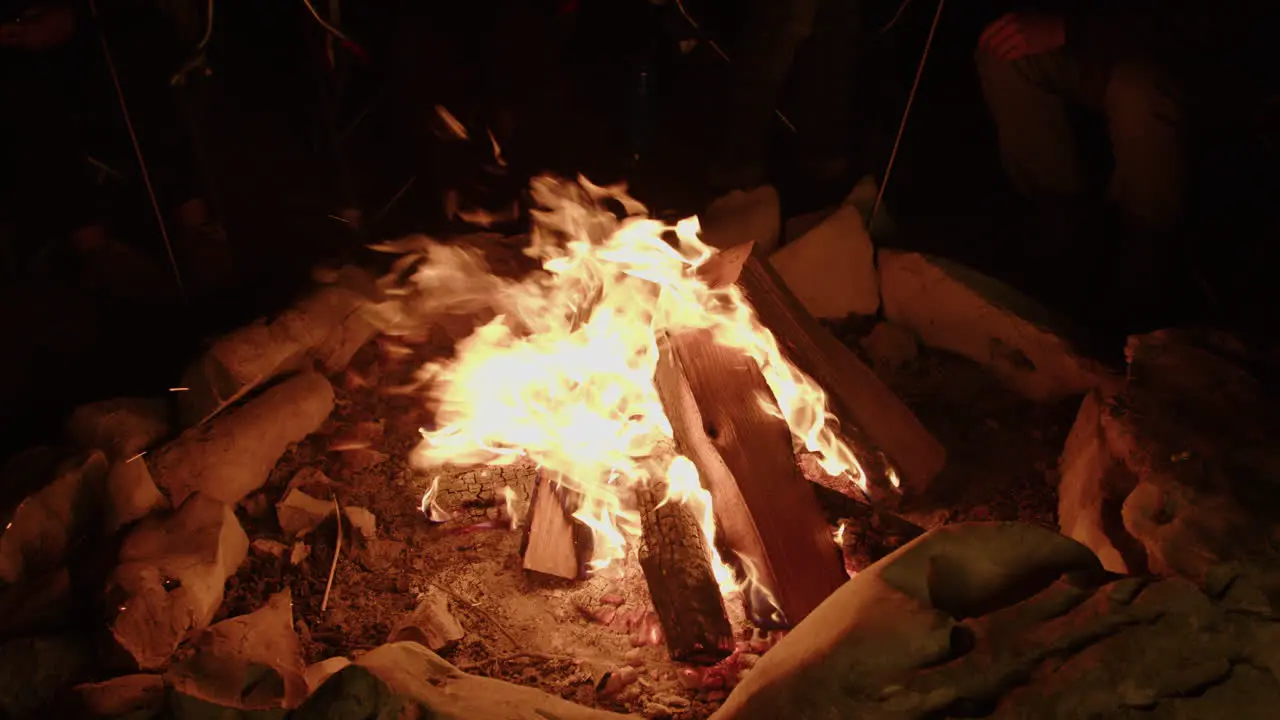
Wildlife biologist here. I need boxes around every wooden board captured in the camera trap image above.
[655,330,847,627]
[738,255,946,495]
[521,470,582,580]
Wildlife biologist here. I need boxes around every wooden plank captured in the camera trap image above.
[655,330,847,627]
[738,255,946,494]
[635,479,734,663]
[520,470,582,580]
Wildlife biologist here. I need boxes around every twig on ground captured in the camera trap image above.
[434,584,521,649]
[457,651,582,672]
[321,496,343,613]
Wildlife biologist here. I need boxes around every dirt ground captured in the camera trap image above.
[216,279,1073,719]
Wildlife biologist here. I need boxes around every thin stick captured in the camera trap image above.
[868,0,947,234]
[321,496,342,613]
[196,373,266,427]
[456,651,582,672]
[434,584,520,649]
[89,0,187,303]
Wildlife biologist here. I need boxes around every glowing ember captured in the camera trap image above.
[375,176,865,612]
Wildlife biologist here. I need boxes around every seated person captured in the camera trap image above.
[0,0,229,299]
[975,1,1277,331]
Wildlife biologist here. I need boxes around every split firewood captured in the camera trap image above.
[388,585,466,652]
[695,241,754,290]
[634,479,734,663]
[176,271,379,425]
[520,470,588,580]
[737,254,946,494]
[654,330,846,627]
[147,372,335,507]
[108,494,250,671]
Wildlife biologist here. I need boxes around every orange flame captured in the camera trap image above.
[376,176,866,608]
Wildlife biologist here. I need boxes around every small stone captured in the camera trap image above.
[597,666,639,697]
[623,648,645,667]
[677,667,702,690]
[343,506,377,541]
[705,690,727,702]
[251,539,289,559]
[599,594,626,606]
[642,702,673,719]
[277,488,335,539]
[290,541,311,565]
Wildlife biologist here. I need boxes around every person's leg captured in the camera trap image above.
[1100,60,1188,330]
[1102,61,1184,234]
[707,0,824,193]
[975,49,1090,202]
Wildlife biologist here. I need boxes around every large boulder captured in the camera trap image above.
[714,522,1280,719]
[878,250,1115,402]
[1057,330,1280,594]
[293,641,633,720]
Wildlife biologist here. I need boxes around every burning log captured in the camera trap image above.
[520,470,589,580]
[634,480,734,664]
[736,254,946,495]
[654,330,846,627]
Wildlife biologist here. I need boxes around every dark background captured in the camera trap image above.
[1,0,1276,461]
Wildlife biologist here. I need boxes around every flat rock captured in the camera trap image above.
[166,590,307,715]
[770,204,879,319]
[75,674,166,718]
[878,249,1115,402]
[713,522,1280,719]
[66,397,171,463]
[1059,330,1280,591]
[294,641,633,720]
[0,451,108,583]
[108,494,250,671]
[148,372,335,506]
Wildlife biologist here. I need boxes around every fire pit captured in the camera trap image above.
[4,177,1280,719]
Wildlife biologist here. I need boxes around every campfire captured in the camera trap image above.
[19,167,1279,720]
[368,176,873,659]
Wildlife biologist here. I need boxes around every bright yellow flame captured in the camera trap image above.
[376,175,866,604]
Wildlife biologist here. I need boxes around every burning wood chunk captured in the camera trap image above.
[148,372,335,507]
[737,255,946,494]
[175,273,379,426]
[107,494,250,671]
[0,451,108,584]
[878,249,1116,402]
[521,470,589,580]
[104,455,169,534]
[769,205,879,319]
[388,585,466,652]
[166,590,308,714]
[74,674,165,718]
[430,459,537,524]
[635,481,733,664]
[293,641,630,720]
[654,330,846,627]
[65,397,170,463]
